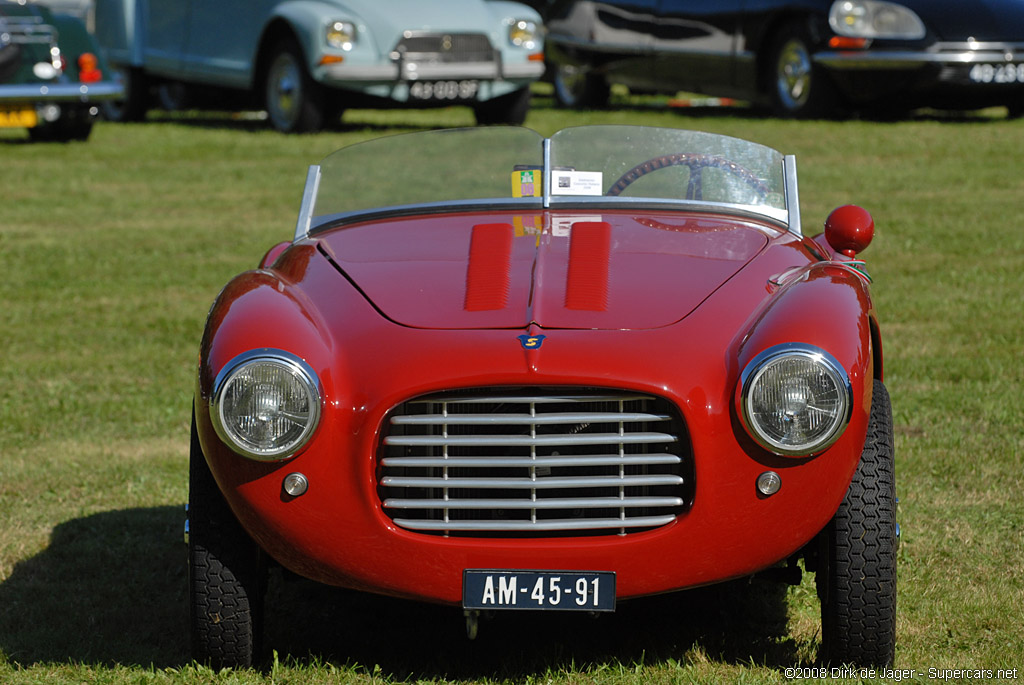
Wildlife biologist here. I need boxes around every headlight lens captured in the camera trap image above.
[211,350,322,461]
[739,344,852,456]
[829,0,926,39]
[508,19,539,49]
[326,20,357,50]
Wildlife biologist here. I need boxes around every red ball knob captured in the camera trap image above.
[824,205,874,257]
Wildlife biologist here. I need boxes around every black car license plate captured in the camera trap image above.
[463,570,616,612]
[409,80,479,101]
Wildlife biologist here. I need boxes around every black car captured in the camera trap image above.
[545,0,1024,117]
[0,0,120,141]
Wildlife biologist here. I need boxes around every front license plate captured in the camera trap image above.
[409,80,479,101]
[969,63,1024,84]
[0,107,38,128]
[463,570,616,612]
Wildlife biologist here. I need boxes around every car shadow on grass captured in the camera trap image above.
[0,506,804,676]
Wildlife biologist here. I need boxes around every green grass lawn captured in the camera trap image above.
[1,91,1022,683]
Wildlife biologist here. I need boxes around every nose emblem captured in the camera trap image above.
[518,334,546,350]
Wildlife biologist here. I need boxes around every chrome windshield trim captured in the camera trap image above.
[294,165,321,241]
[546,196,790,229]
[309,198,543,235]
[784,155,801,236]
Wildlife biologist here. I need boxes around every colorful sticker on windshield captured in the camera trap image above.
[551,170,603,196]
[512,169,542,198]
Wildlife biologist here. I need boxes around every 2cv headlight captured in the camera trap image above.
[211,349,322,461]
[738,343,852,456]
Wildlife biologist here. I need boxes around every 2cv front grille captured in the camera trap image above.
[378,389,693,537]
[391,32,496,64]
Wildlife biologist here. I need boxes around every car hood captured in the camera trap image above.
[316,211,770,330]
[331,0,505,38]
[903,0,1024,41]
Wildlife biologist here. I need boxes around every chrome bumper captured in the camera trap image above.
[0,81,124,103]
[815,41,1024,70]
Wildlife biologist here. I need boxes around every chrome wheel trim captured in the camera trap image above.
[267,51,302,130]
[776,39,812,111]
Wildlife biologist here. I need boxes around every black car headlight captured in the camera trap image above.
[211,349,322,461]
[738,344,852,456]
[829,0,926,40]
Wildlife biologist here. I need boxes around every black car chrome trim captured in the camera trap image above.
[816,42,1024,70]
[0,82,125,103]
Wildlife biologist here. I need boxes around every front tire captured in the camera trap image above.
[767,23,839,118]
[817,381,897,666]
[264,38,325,133]
[474,86,532,125]
[188,411,266,669]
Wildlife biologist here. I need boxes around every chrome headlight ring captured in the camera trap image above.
[829,0,926,40]
[738,343,853,457]
[210,349,323,462]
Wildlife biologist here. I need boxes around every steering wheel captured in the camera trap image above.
[606,153,771,201]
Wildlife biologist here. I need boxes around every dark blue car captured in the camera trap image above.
[545,0,1024,117]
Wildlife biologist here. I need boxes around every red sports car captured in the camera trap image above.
[189,125,897,669]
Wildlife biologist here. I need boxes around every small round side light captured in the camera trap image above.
[283,472,309,497]
[757,471,782,497]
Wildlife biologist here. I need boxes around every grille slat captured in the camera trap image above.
[391,411,671,426]
[381,474,685,490]
[384,496,685,510]
[377,388,692,538]
[381,454,681,468]
[384,431,677,448]
[392,515,678,533]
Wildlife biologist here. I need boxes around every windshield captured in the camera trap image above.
[306,125,793,234]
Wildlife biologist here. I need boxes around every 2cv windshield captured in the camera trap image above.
[305,126,794,235]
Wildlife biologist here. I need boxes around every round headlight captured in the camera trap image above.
[211,350,322,461]
[508,19,538,49]
[829,0,926,40]
[326,20,357,50]
[738,344,852,456]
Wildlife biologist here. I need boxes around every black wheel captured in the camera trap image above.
[552,63,610,108]
[473,86,532,125]
[767,23,839,118]
[264,37,325,133]
[817,381,897,666]
[28,107,95,142]
[102,65,150,122]
[188,410,266,669]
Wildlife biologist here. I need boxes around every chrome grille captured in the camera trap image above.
[379,389,692,537]
[391,32,495,64]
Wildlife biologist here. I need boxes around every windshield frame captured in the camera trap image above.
[296,127,801,240]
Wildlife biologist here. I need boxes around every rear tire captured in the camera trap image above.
[817,381,897,666]
[102,65,150,122]
[552,63,610,108]
[188,410,266,669]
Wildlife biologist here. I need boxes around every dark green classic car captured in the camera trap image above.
[0,0,120,141]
